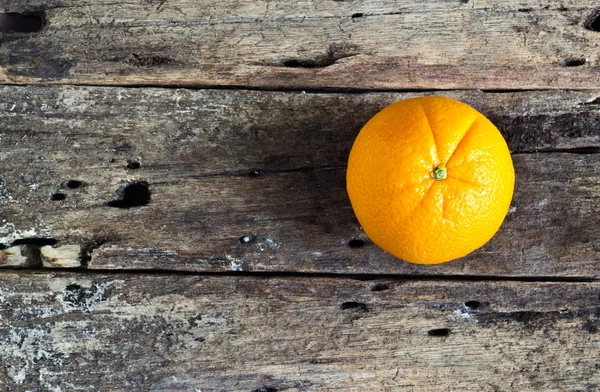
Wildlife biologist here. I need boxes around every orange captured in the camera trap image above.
[346,96,515,264]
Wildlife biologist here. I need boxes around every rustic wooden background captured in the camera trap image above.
[0,1,599,391]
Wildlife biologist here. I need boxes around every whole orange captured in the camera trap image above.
[346,96,515,264]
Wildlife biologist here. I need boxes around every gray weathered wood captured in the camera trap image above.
[0,1,599,88]
[0,271,598,391]
[1,2,598,390]
[0,86,598,276]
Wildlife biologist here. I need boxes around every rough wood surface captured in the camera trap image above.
[1,1,600,88]
[0,271,598,391]
[1,2,599,391]
[0,86,598,276]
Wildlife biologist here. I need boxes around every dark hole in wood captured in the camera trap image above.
[0,13,43,33]
[517,8,533,12]
[428,328,450,337]
[563,58,586,67]
[248,170,264,177]
[507,311,540,324]
[464,300,482,309]
[238,235,257,244]
[371,283,390,292]
[65,284,82,291]
[126,161,141,170]
[51,193,66,201]
[252,388,279,392]
[0,244,7,250]
[12,238,57,246]
[341,301,367,311]
[106,181,151,208]
[283,57,336,68]
[585,10,600,31]
[283,59,311,68]
[352,13,364,18]
[348,239,365,248]
[66,180,83,189]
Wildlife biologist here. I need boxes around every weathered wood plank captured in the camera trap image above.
[0,87,598,175]
[0,1,599,88]
[0,86,598,275]
[0,271,598,391]
[86,153,599,276]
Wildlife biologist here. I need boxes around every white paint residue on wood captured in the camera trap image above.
[225,255,244,271]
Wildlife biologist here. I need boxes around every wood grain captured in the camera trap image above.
[0,1,599,88]
[0,86,598,276]
[1,3,598,390]
[0,271,598,391]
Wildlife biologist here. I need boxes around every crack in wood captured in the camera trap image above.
[512,147,600,155]
[280,44,358,69]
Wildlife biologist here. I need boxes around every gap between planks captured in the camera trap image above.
[0,267,597,284]
[1,82,598,95]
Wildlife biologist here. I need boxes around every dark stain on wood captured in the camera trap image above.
[128,53,175,67]
[370,283,390,292]
[251,387,279,392]
[488,111,600,152]
[112,143,136,155]
[63,284,93,307]
[478,307,600,330]
[582,320,599,334]
[4,40,73,79]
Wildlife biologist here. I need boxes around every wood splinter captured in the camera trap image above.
[41,244,82,268]
[0,246,28,267]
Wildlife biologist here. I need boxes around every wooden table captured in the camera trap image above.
[0,1,599,391]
